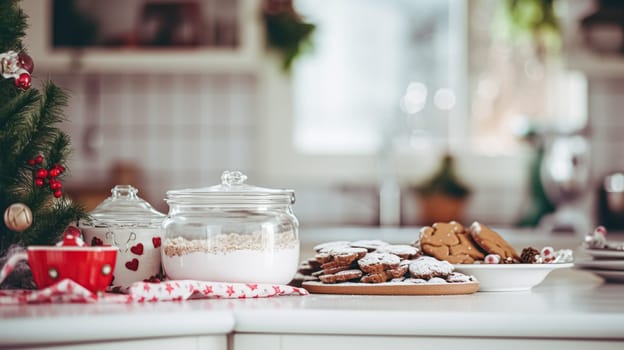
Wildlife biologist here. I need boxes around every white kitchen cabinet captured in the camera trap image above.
[233,334,624,350]
[13,335,226,350]
[20,0,262,74]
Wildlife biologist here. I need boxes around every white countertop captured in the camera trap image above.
[0,303,235,346]
[233,268,624,339]
[1,227,624,347]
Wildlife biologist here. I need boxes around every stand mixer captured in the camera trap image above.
[539,134,591,235]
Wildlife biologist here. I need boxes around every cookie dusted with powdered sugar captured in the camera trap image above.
[446,272,476,283]
[376,244,420,260]
[319,269,362,284]
[408,256,454,280]
[350,239,390,252]
[357,252,400,274]
[313,241,350,253]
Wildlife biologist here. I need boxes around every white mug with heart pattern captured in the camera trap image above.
[82,227,162,291]
[79,185,165,292]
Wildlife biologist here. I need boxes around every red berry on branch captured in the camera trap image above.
[35,168,48,179]
[14,72,31,90]
[50,181,62,190]
[34,155,44,164]
[17,52,34,74]
[54,164,65,173]
[35,178,44,187]
[53,190,62,198]
[27,159,35,166]
[49,168,61,178]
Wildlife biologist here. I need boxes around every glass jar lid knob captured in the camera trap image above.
[221,170,247,187]
[111,185,138,198]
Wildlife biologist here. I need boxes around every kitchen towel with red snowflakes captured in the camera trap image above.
[0,278,308,304]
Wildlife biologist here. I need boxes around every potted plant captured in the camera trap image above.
[413,153,471,224]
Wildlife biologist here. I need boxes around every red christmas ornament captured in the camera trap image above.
[53,190,62,198]
[35,168,48,179]
[17,52,34,74]
[35,178,44,187]
[14,72,31,90]
[34,155,44,164]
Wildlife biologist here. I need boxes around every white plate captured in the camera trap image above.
[583,269,624,283]
[575,259,624,271]
[583,248,624,259]
[453,263,573,292]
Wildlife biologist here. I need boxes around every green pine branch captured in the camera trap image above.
[0,0,86,255]
[0,0,26,52]
[20,82,70,161]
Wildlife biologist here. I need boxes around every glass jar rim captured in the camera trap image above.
[165,170,295,205]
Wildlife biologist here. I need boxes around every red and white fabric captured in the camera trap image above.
[0,278,308,304]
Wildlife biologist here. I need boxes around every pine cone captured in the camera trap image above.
[520,247,540,264]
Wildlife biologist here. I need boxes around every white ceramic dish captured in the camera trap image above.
[582,248,624,259]
[583,269,624,283]
[453,263,573,292]
[574,259,624,271]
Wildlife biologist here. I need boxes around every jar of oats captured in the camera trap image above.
[162,170,299,284]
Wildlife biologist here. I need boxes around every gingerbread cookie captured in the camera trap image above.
[446,272,475,283]
[313,241,350,253]
[315,252,332,264]
[320,260,353,275]
[297,261,316,275]
[419,221,485,264]
[385,264,409,279]
[319,269,362,283]
[469,222,518,260]
[350,239,390,252]
[427,277,448,284]
[405,278,427,284]
[408,256,453,279]
[289,273,319,287]
[376,244,420,260]
[357,252,400,274]
[307,258,322,270]
[329,247,367,265]
[360,271,389,283]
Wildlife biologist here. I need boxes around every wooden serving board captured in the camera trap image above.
[302,281,479,296]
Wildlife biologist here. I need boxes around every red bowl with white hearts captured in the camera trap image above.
[27,245,117,293]
[0,229,118,293]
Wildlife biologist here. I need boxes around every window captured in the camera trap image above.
[293,0,466,155]
[257,0,586,185]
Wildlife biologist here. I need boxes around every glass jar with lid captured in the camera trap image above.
[162,170,299,285]
[80,185,165,290]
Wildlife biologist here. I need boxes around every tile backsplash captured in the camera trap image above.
[49,73,257,213]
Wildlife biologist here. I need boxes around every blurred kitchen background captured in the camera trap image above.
[19,0,624,232]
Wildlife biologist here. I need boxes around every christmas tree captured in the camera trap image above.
[1,0,85,256]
